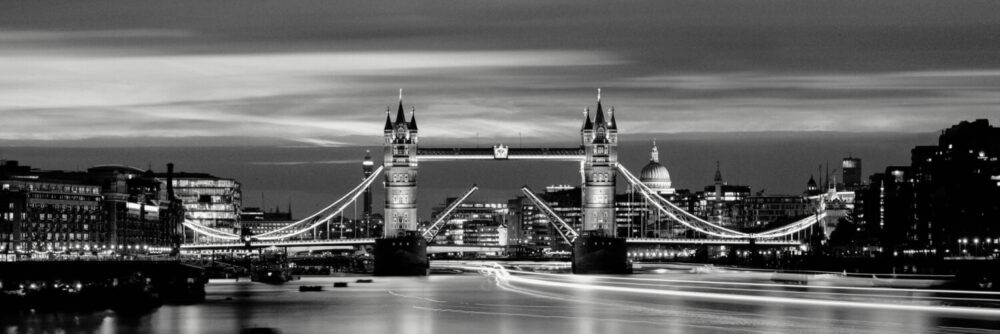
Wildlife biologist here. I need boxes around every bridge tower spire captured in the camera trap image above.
[384,93,419,237]
[581,90,618,235]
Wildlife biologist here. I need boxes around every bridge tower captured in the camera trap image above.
[580,90,618,235]
[375,92,428,276]
[383,96,419,237]
[574,90,629,274]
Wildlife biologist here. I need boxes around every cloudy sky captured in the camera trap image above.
[2,0,999,146]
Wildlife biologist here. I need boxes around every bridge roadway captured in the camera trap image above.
[180,237,802,252]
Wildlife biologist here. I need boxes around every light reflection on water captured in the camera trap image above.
[4,272,1000,334]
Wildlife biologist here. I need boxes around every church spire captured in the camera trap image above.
[650,140,659,163]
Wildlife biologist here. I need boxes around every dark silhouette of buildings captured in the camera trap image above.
[856,119,999,256]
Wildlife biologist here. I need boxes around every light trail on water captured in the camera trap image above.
[505,267,1000,296]
[460,263,1000,317]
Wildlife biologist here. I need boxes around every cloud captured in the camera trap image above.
[0,29,193,42]
[287,138,352,147]
[248,159,362,166]
[2,0,1000,146]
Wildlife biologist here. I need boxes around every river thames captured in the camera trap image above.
[5,263,1000,334]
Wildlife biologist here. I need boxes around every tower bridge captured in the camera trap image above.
[181,90,828,275]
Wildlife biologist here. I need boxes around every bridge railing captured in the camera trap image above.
[626,238,801,245]
[180,238,377,249]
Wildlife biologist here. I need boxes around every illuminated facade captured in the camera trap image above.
[361,150,376,236]
[0,161,182,259]
[0,162,103,258]
[90,165,183,253]
[697,164,750,227]
[507,187,581,250]
[240,206,309,239]
[160,172,241,243]
[383,98,419,237]
[580,95,618,234]
[638,141,674,195]
[740,195,815,229]
[427,201,508,246]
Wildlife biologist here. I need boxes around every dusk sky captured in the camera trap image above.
[3,0,999,146]
[4,0,1000,217]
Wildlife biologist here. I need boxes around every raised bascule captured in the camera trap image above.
[178,90,830,276]
[375,89,629,274]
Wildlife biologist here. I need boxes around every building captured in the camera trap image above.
[855,119,1000,255]
[1,162,103,258]
[741,195,815,229]
[0,161,182,259]
[620,141,696,237]
[239,205,302,239]
[842,157,863,191]
[158,171,241,243]
[638,140,674,195]
[383,99,419,237]
[90,164,184,253]
[427,200,508,246]
[506,186,581,251]
[805,175,821,196]
[698,163,751,227]
[361,150,377,237]
[579,97,618,234]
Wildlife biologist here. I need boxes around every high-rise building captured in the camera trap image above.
[362,150,374,233]
[356,150,382,237]
[842,157,862,191]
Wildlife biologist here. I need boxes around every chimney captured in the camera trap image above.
[166,163,175,200]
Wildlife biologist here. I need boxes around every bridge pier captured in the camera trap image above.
[572,232,630,274]
[373,233,428,276]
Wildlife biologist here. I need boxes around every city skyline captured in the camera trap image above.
[0,130,934,221]
[4,1,1000,332]
[3,0,1000,146]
